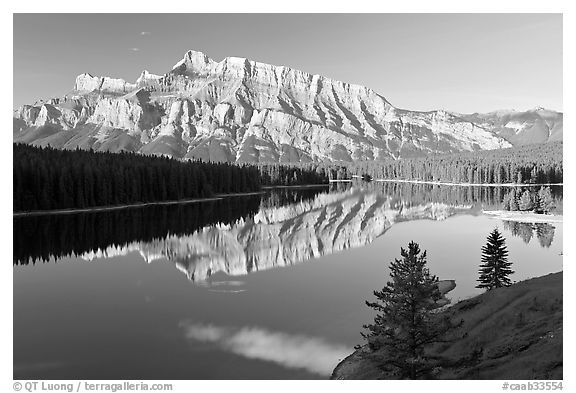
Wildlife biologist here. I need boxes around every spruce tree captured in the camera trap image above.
[501,190,514,211]
[537,186,555,214]
[359,241,457,379]
[508,189,519,211]
[476,228,514,290]
[518,189,534,211]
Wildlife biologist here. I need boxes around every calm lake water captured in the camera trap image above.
[13,183,563,379]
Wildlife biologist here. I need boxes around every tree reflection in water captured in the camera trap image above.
[503,221,556,248]
[14,183,562,268]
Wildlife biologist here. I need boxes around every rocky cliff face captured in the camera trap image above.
[13,50,562,162]
[80,188,473,282]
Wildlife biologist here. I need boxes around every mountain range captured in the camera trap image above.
[13,50,563,162]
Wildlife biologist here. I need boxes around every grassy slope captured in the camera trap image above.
[332,272,562,380]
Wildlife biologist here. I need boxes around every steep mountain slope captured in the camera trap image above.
[13,50,561,162]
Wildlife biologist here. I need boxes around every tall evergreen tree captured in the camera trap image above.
[537,186,555,214]
[477,228,514,290]
[501,190,514,211]
[518,189,534,211]
[359,241,457,379]
[501,188,520,211]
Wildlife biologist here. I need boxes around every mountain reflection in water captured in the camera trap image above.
[14,183,561,284]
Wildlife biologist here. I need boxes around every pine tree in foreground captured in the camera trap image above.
[359,241,458,379]
[476,228,514,290]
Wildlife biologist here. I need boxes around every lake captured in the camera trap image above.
[13,183,563,379]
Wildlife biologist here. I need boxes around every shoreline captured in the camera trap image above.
[329,178,563,187]
[13,190,268,217]
[375,179,563,187]
[262,184,329,190]
[13,179,563,217]
[483,210,563,223]
[12,185,335,217]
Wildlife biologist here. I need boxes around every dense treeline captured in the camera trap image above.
[13,144,265,212]
[13,144,334,212]
[258,163,331,186]
[332,142,563,184]
[13,142,563,212]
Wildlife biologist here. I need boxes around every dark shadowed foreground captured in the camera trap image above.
[332,272,562,380]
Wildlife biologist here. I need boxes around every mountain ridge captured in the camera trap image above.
[13,50,562,162]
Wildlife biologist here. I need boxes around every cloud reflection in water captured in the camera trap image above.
[180,321,350,376]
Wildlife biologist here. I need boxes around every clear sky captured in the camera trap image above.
[13,13,562,113]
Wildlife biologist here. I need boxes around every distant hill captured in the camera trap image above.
[460,108,563,146]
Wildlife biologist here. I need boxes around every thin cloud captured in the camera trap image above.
[140,31,151,36]
[180,321,350,376]
[130,48,140,52]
